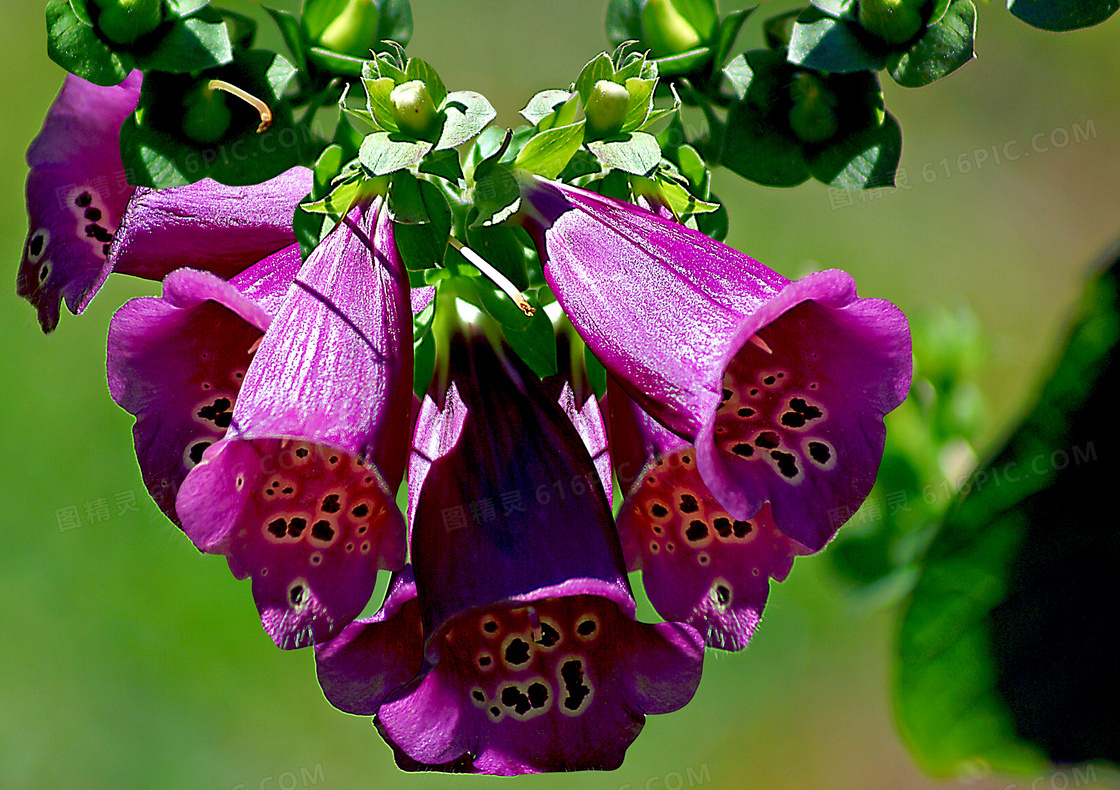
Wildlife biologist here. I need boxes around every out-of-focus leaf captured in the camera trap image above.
[1008,0,1118,31]
[888,0,977,88]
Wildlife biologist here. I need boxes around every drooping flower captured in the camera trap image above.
[518,177,912,551]
[175,196,414,649]
[608,379,812,651]
[17,71,141,332]
[325,323,704,774]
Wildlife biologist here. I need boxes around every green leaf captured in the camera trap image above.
[472,162,522,227]
[896,257,1120,774]
[713,7,755,67]
[888,0,977,88]
[166,0,211,15]
[621,77,657,133]
[359,132,432,176]
[466,223,530,292]
[575,53,616,105]
[406,57,448,107]
[46,0,130,86]
[653,175,720,216]
[392,176,452,271]
[587,132,662,176]
[514,122,587,179]
[302,178,362,215]
[307,45,367,77]
[606,0,644,47]
[808,112,902,189]
[788,12,890,73]
[264,6,308,73]
[584,347,608,400]
[763,8,804,51]
[720,51,811,187]
[413,325,436,398]
[435,91,496,150]
[134,14,235,74]
[419,149,464,183]
[303,0,349,39]
[723,52,753,100]
[1008,0,1118,30]
[502,305,557,379]
[520,90,574,126]
[671,0,719,40]
[652,46,712,76]
[694,195,728,241]
[363,71,399,132]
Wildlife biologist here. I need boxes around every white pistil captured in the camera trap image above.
[748,334,773,355]
[449,237,535,316]
[208,80,274,133]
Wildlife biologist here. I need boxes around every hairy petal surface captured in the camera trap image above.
[18,72,141,331]
[177,198,413,649]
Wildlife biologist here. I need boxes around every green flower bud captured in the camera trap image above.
[317,0,381,59]
[641,0,703,58]
[858,0,926,46]
[787,73,840,145]
[182,84,233,145]
[584,80,631,139]
[93,0,164,46]
[390,80,439,138]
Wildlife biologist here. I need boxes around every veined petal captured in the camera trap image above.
[109,167,311,283]
[520,178,912,551]
[18,71,141,332]
[177,198,413,649]
[107,246,300,524]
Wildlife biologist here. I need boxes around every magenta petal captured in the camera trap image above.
[315,567,424,715]
[109,167,311,283]
[106,253,294,524]
[695,271,912,550]
[176,198,413,649]
[610,381,810,650]
[17,72,141,331]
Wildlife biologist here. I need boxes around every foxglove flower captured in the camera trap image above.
[519,178,911,551]
[176,197,413,649]
[319,328,704,774]
[17,71,141,332]
[108,246,301,524]
[609,380,812,651]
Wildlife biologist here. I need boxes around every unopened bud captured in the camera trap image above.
[787,73,839,145]
[641,0,703,58]
[93,0,164,46]
[182,84,232,144]
[390,80,439,138]
[584,80,631,139]
[318,0,381,59]
[857,0,926,46]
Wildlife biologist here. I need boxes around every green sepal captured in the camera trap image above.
[520,90,576,127]
[887,0,976,88]
[788,8,890,73]
[575,53,616,105]
[586,132,662,177]
[515,122,587,179]
[434,91,496,150]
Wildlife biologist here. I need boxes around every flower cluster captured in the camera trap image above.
[18,73,911,774]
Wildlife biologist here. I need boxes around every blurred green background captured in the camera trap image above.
[2,1,1119,788]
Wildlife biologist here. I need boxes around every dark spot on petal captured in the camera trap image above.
[351,503,369,518]
[561,659,591,711]
[682,455,691,464]
[679,494,699,514]
[188,440,211,464]
[483,619,499,633]
[311,520,334,542]
[738,407,756,418]
[504,638,531,666]
[536,622,560,647]
[198,397,232,421]
[721,388,733,402]
[502,686,532,715]
[750,388,759,396]
[328,455,339,464]
[771,450,799,478]
[790,398,823,420]
[755,432,780,449]
[86,224,113,243]
[576,619,597,637]
[732,443,754,458]
[713,517,732,538]
[321,494,341,514]
[267,518,287,538]
[715,584,731,606]
[650,503,669,518]
[289,585,304,605]
[29,235,44,257]
[472,690,485,702]
[75,192,92,207]
[489,706,500,717]
[733,520,752,538]
[478,656,492,667]
[84,207,102,222]
[528,682,549,709]
[763,375,776,385]
[281,486,294,495]
[809,442,832,464]
[287,517,307,538]
[686,520,708,542]
[781,412,807,428]
[102,243,111,255]
[295,447,309,458]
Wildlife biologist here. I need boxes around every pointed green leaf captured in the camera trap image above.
[575,53,616,105]
[435,91,496,150]
[521,90,574,126]
[1008,0,1118,30]
[359,132,431,175]
[888,0,976,88]
[587,132,661,176]
[808,112,902,189]
[514,121,587,179]
[406,57,448,107]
